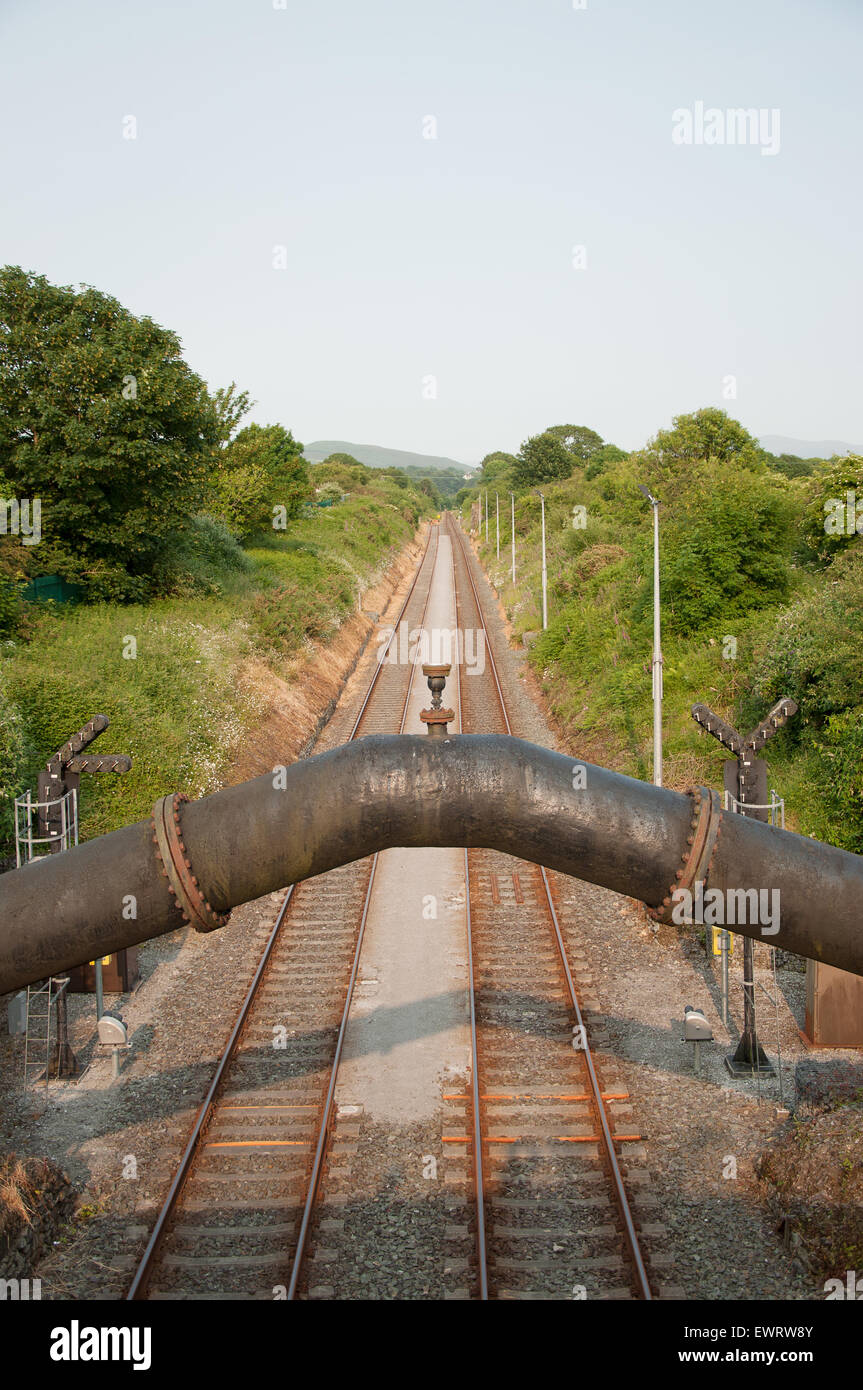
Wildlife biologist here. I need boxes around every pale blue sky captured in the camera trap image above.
[1,0,860,462]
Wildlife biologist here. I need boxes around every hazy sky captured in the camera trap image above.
[1,0,861,463]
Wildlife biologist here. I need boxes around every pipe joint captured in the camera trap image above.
[152,792,230,934]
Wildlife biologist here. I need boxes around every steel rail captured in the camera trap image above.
[450,531,490,1301]
[447,513,653,1301]
[127,523,438,1301]
[538,862,652,1299]
[286,522,441,1297]
[126,884,296,1299]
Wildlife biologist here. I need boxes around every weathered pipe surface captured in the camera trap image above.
[0,734,861,995]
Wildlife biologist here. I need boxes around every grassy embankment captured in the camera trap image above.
[0,474,431,850]
[463,474,862,854]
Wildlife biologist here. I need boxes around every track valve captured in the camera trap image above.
[420,663,454,737]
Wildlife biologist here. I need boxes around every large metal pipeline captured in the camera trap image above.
[1,733,861,995]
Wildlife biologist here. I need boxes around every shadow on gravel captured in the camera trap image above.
[4,987,777,1173]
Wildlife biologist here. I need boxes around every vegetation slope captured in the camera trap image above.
[460,411,863,854]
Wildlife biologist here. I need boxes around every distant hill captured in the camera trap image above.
[304,440,475,477]
[759,435,861,460]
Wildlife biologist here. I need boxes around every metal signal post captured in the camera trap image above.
[691,697,798,1077]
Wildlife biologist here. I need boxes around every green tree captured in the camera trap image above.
[765,451,819,480]
[418,476,444,508]
[210,423,309,539]
[635,408,767,492]
[322,451,363,469]
[544,424,604,463]
[212,381,254,446]
[479,451,517,482]
[0,266,219,599]
[379,466,409,489]
[512,432,574,488]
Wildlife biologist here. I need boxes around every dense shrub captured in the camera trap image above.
[150,515,252,596]
[742,546,863,850]
[209,423,309,539]
[0,666,29,844]
[248,549,354,653]
[637,469,796,637]
[798,455,863,566]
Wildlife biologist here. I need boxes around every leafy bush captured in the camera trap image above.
[798,455,863,567]
[208,423,309,539]
[586,443,628,480]
[637,468,796,637]
[209,461,273,539]
[741,546,863,850]
[813,707,863,852]
[743,547,863,725]
[378,467,409,489]
[312,460,370,490]
[0,665,29,844]
[319,454,371,485]
[151,515,252,596]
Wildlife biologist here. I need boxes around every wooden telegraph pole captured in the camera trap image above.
[690,696,798,1077]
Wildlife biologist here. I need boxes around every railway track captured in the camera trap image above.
[446,515,654,1300]
[128,513,658,1300]
[127,526,439,1300]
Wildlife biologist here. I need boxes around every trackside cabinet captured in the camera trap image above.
[805,960,863,1047]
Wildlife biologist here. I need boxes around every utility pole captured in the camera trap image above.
[510,493,516,584]
[495,493,500,561]
[691,697,798,1077]
[638,485,663,787]
[538,491,548,630]
[485,491,489,544]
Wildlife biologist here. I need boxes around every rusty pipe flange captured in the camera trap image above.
[420,707,455,738]
[420,707,455,724]
[647,784,723,925]
[152,792,230,934]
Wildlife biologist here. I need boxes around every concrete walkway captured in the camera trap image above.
[335,533,470,1124]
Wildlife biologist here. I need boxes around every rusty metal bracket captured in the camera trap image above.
[152,793,230,934]
[648,785,723,924]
